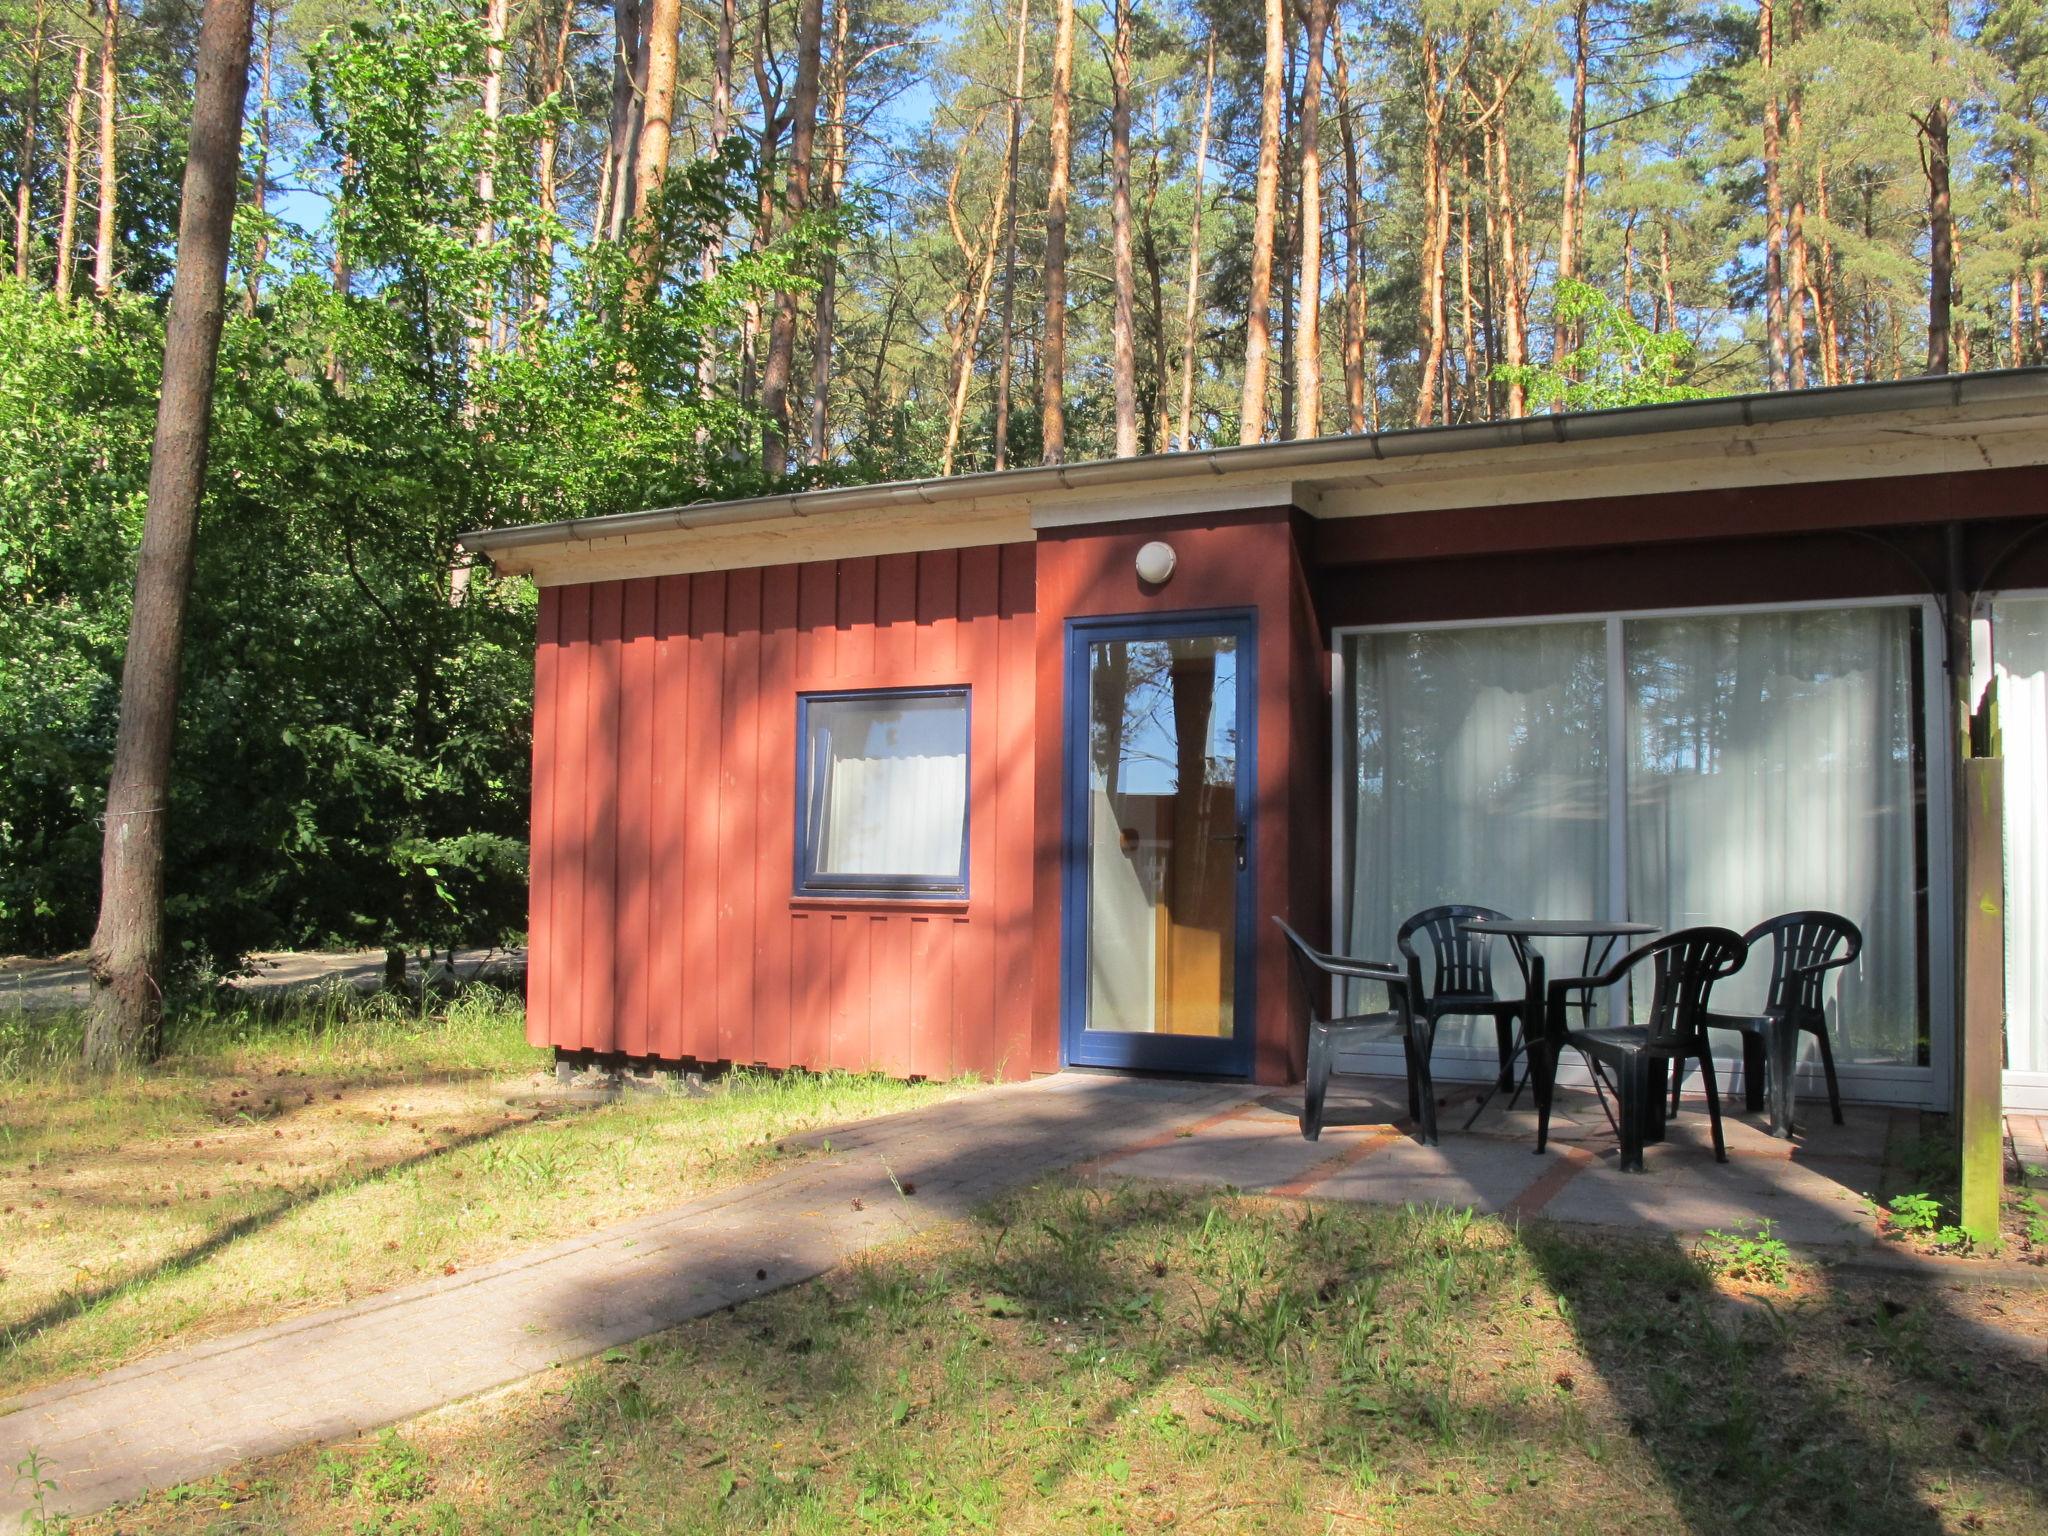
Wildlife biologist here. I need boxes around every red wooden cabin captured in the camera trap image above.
[465,372,2048,1113]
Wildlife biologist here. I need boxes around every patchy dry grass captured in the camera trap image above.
[0,987,960,1404]
[79,1183,2048,1536]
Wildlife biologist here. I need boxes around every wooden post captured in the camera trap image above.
[1958,755,2004,1247]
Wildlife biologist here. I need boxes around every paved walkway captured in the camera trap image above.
[0,1075,1249,1524]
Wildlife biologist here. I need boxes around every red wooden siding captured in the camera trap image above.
[529,544,1039,1080]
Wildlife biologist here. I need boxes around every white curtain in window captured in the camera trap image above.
[1994,598,2048,1075]
[1624,608,1921,1064]
[1345,624,1609,1047]
[812,698,967,879]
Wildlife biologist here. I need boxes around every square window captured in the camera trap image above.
[797,689,969,897]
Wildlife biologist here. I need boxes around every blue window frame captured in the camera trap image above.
[795,687,971,898]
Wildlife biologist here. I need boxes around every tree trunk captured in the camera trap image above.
[600,0,646,242]
[1658,221,1676,335]
[470,0,507,361]
[991,0,1030,469]
[92,0,119,297]
[1759,0,1789,389]
[1043,0,1074,463]
[1141,134,1168,452]
[243,6,276,315]
[529,0,577,338]
[1331,24,1366,434]
[1240,0,1285,444]
[1488,98,1526,419]
[1458,159,1477,421]
[626,0,681,309]
[1414,32,1450,427]
[1293,0,1328,439]
[1813,160,1842,383]
[1109,0,1138,457]
[84,0,255,1070]
[13,0,45,282]
[698,0,737,403]
[939,120,1008,476]
[807,0,849,464]
[1556,0,1588,362]
[52,40,87,301]
[763,0,825,474]
[1922,2,1953,375]
[1176,34,1216,450]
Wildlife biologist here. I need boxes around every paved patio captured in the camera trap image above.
[1088,1075,1907,1247]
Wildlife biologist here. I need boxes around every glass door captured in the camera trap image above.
[1063,614,1256,1075]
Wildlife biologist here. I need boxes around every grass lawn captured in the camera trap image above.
[0,986,960,1405]
[77,1181,2048,1536]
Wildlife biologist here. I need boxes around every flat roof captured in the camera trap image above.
[462,369,2048,585]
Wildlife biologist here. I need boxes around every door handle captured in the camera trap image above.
[1209,830,1247,870]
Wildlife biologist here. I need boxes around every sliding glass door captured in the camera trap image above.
[1991,596,2048,1110]
[1337,600,1943,1103]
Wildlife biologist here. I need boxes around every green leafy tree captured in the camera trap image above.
[1496,277,1707,410]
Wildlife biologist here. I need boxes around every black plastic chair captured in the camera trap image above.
[1535,927,1748,1173]
[1273,917,1436,1145]
[1672,911,1861,1133]
[1396,905,1534,1093]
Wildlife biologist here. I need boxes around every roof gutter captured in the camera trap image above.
[459,370,2044,559]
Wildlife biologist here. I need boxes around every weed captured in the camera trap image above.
[358,1431,430,1504]
[1696,1219,1793,1286]
[1888,1191,1944,1233]
[11,1449,63,1534]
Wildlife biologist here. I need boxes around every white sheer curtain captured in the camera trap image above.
[1624,608,1921,1064]
[1344,624,1609,1049]
[809,695,968,879]
[1994,598,2048,1076]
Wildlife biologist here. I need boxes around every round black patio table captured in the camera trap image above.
[1456,917,1661,1146]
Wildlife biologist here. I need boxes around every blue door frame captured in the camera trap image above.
[1060,610,1258,1076]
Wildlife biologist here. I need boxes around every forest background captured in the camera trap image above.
[1,0,2040,970]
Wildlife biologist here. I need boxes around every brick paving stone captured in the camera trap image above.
[0,1075,1251,1525]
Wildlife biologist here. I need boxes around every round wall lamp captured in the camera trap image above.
[1134,540,1177,586]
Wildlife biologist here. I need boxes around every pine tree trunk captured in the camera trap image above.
[991,0,1030,469]
[530,0,577,338]
[1557,0,1588,361]
[1759,0,1789,389]
[92,0,119,297]
[1293,0,1328,440]
[1658,221,1676,335]
[939,122,1008,475]
[243,7,276,315]
[1922,3,1953,375]
[1413,32,1449,427]
[600,0,647,242]
[1042,0,1074,462]
[626,0,681,307]
[1176,35,1216,450]
[1458,164,1477,421]
[807,0,849,464]
[471,0,507,362]
[1489,100,1526,419]
[1109,0,1138,457]
[52,41,87,301]
[1814,160,1842,382]
[84,0,255,1071]
[763,0,825,474]
[1240,0,1284,444]
[13,0,45,282]
[1330,26,1366,434]
[697,0,737,402]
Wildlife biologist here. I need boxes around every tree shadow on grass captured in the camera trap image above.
[1518,1219,2048,1535]
[0,1113,538,1372]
